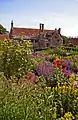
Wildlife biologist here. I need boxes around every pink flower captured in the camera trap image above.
[27,72,38,83]
[49,68,52,72]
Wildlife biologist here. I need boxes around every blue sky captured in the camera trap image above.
[0,0,78,36]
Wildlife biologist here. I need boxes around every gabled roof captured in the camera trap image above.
[0,34,9,40]
[12,27,55,37]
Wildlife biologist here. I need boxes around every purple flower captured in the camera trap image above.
[36,61,52,77]
[63,59,71,68]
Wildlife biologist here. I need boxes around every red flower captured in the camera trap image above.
[53,59,62,68]
[49,68,52,72]
[64,73,68,77]
[63,63,68,67]
[62,69,68,77]
[62,69,65,72]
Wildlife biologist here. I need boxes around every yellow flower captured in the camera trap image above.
[64,82,67,86]
[67,56,72,59]
[62,85,66,92]
[52,87,54,92]
[57,83,60,87]
[69,77,73,82]
[48,87,51,90]
[58,86,61,93]
[70,74,75,79]
[69,86,72,91]
[76,74,78,81]
[45,87,51,91]
[55,86,58,91]
[55,56,59,59]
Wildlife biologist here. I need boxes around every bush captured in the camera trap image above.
[0,39,34,79]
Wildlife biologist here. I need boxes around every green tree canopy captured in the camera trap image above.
[0,24,8,34]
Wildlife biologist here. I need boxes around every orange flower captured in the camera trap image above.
[53,59,62,68]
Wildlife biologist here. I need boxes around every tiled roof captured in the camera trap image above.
[70,38,78,45]
[0,34,9,40]
[12,27,55,37]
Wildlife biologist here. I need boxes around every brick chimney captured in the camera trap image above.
[39,23,44,33]
[42,24,44,32]
[11,20,13,29]
[58,28,61,34]
[39,23,42,33]
[55,28,57,30]
[9,20,13,39]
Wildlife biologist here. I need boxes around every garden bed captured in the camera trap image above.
[0,39,78,120]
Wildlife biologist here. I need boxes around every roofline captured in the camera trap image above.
[13,27,55,31]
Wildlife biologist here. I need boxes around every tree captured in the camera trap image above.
[62,35,68,44]
[0,24,8,34]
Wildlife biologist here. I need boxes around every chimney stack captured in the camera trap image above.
[42,24,44,32]
[39,23,42,33]
[55,28,57,30]
[9,20,13,39]
[58,28,61,34]
[11,20,13,29]
[39,23,44,33]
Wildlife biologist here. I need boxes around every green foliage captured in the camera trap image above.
[50,55,56,62]
[0,24,8,34]
[54,48,67,56]
[70,55,78,72]
[0,76,78,120]
[37,75,46,88]
[46,68,65,88]
[43,47,67,56]
[62,35,68,44]
[0,39,34,79]
[42,46,78,56]
[42,48,55,55]
[0,40,78,120]
[61,112,75,120]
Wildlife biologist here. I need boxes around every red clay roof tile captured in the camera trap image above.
[70,38,78,45]
[12,27,55,37]
[0,34,9,40]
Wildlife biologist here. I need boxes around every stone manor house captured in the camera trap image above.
[9,21,63,49]
[0,21,63,49]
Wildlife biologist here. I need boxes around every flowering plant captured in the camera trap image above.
[53,59,72,77]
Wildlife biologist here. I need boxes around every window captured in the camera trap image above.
[46,43,49,47]
[55,36,57,38]
[48,39,50,42]
[46,34,51,38]
[35,39,38,42]
[57,39,59,42]
[52,32,54,35]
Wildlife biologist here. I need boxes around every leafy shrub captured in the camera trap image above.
[70,56,78,73]
[61,112,75,120]
[0,39,34,79]
[56,49,67,56]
